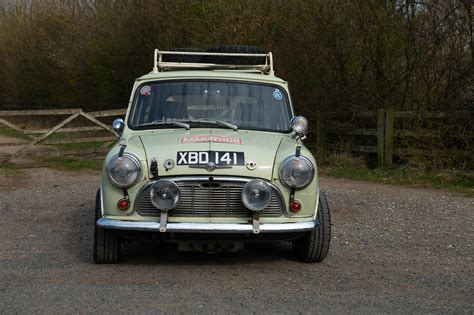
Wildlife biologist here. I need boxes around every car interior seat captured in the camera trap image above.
[164,101,189,119]
[232,102,263,126]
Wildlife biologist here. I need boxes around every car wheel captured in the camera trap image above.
[292,193,331,263]
[93,189,121,264]
[205,45,268,65]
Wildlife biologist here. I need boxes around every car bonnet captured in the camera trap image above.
[135,129,285,180]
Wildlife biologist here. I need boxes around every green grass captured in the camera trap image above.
[0,127,31,140]
[36,156,103,171]
[0,126,110,144]
[0,165,17,176]
[321,166,474,196]
[0,127,87,141]
[54,141,107,150]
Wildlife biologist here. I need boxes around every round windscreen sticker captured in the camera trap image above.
[140,85,151,96]
[273,89,283,100]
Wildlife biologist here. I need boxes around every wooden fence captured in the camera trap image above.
[310,108,473,167]
[0,108,126,164]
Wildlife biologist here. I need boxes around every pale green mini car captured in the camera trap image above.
[94,46,331,263]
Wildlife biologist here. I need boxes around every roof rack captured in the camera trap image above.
[152,49,274,75]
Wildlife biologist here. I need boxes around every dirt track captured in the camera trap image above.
[0,168,472,313]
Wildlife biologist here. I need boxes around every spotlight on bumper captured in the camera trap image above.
[241,180,272,211]
[150,180,180,211]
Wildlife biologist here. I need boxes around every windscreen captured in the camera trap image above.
[129,80,292,132]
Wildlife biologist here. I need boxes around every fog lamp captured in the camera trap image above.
[241,180,272,211]
[290,116,309,135]
[150,180,180,211]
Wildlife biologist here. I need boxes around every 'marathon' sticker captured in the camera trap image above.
[179,135,244,145]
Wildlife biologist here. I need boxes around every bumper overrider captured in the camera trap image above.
[96,218,318,234]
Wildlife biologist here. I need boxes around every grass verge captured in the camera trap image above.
[54,141,108,151]
[35,156,103,171]
[0,165,17,176]
[320,166,474,197]
[0,127,31,140]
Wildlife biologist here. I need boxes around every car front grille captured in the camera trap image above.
[136,178,284,218]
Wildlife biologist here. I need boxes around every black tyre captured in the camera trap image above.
[292,193,331,263]
[161,47,205,63]
[205,45,268,65]
[93,189,121,264]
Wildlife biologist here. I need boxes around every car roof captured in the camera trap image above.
[136,70,288,85]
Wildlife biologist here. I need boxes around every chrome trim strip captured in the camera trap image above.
[313,184,320,220]
[97,218,316,233]
[145,176,261,184]
[189,164,233,169]
[99,181,104,218]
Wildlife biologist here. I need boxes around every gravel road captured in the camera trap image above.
[0,168,472,313]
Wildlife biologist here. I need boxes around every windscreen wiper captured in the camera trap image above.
[184,118,238,131]
[138,120,190,130]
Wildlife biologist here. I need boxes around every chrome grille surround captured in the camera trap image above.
[135,177,285,218]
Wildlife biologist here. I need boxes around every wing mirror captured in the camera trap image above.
[112,118,124,138]
[290,116,308,140]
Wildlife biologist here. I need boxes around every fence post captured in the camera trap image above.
[384,108,394,167]
[315,111,325,155]
[377,108,386,167]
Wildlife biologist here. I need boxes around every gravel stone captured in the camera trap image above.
[0,168,473,313]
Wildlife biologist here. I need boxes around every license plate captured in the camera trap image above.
[177,151,245,166]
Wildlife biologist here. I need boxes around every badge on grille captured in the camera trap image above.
[206,162,216,172]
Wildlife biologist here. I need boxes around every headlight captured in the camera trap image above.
[241,180,272,211]
[279,156,314,188]
[106,153,141,188]
[150,180,180,211]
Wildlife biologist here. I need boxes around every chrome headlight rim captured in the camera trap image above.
[106,153,141,188]
[290,116,309,135]
[241,179,272,211]
[149,179,181,211]
[279,155,315,189]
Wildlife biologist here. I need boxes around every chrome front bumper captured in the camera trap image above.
[96,218,317,234]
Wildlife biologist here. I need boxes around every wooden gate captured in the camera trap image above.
[0,108,126,164]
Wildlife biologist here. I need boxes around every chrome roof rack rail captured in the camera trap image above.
[152,49,274,75]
